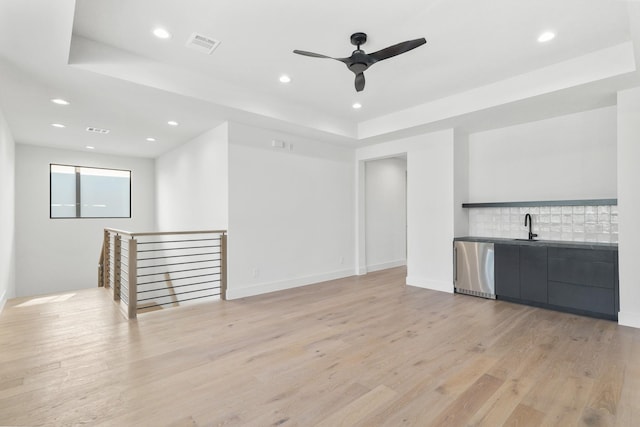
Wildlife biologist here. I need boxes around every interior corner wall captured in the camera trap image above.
[0,108,16,311]
[155,123,229,231]
[226,122,355,299]
[617,87,640,329]
[15,144,155,297]
[365,157,407,272]
[356,129,456,294]
[468,106,617,202]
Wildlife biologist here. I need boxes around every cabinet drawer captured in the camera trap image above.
[548,258,614,288]
[548,281,615,315]
[548,247,613,263]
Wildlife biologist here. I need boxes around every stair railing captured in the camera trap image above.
[99,228,227,319]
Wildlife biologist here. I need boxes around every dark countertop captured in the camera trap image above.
[454,236,618,251]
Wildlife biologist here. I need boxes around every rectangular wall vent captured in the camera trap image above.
[86,127,110,134]
[185,33,221,55]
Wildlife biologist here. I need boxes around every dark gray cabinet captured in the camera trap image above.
[493,242,618,320]
[495,244,547,304]
[495,244,520,299]
[548,248,614,288]
[520,246,547,303]
[547,281,615,316]
[547,248,616,316]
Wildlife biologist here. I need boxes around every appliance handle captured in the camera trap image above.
[453,245,457,283]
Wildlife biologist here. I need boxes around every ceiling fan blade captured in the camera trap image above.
[369,38,426,62]
[293,50,334,59]
[355,72,365,92]
[294,50,351,65]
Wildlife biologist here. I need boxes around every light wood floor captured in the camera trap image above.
[1,267,639,426]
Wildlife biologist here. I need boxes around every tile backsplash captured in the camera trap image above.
[468,205,618,243]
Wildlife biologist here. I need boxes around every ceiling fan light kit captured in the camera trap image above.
[293,32,427,92]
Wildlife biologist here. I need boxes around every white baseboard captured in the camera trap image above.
[618,311,640,329]
[366,259,406,273]
[405,276,454,294]
[226,269,355,300]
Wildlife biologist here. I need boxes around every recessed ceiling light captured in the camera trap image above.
[51,123,65,128]
[167,120,179,126]
[86,146,95,150]
[146,137,156,142]
[352,102,362,109]
[51,98,69,105]
[279,75,291,83]
[153,27,171,39]
[537,31,556,43]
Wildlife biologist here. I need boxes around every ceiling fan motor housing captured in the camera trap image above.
[349,52,373,73]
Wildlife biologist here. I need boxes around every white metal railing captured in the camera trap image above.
[99,228,227,319]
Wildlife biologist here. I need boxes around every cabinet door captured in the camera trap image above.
[495,244,520,299]
[520,246,547,303]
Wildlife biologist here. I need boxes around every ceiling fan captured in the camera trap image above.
[293,32,427,92]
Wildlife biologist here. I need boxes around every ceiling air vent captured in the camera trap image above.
[86,127,110,134]
[185,33,221,55]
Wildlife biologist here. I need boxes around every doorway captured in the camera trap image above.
[364,156,407,272]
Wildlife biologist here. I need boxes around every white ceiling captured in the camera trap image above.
[0,0,639,157]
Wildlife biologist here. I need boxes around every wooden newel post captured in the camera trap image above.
[114,234,122,301]
[103,229,110,288]
[98,243,104,288]
[128,238,138,319]
[221,232,227,301]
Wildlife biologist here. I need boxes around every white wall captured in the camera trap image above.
[406,133,455,292]
[357,129,456,293]
[15,145,155,297]
[365,157,406,271]
[226,122,355,299]
[453,130,469,237]
[156,123,228,231]
[0,108,16,311]
[468,106,617,202]
[617,87,640,328]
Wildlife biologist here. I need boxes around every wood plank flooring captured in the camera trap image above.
[0,267,639,426]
